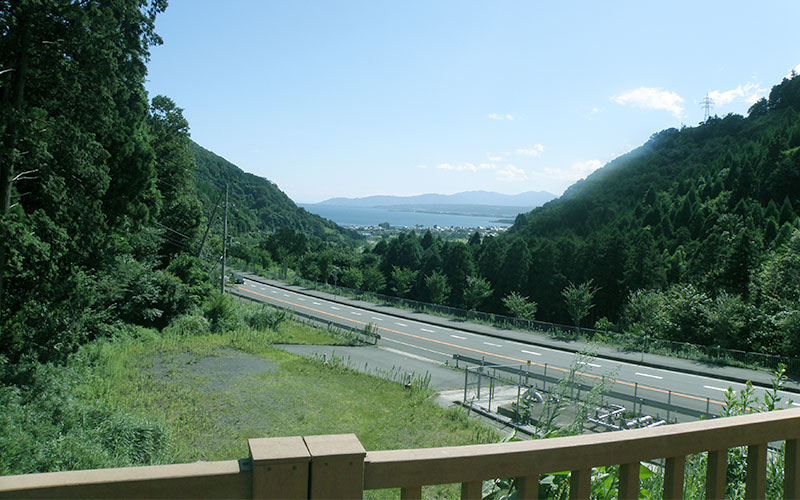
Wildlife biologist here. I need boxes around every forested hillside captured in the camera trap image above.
[494,75,800,354]
[276,75,800,358]
[0,0,354,370]
[0,0,208,368]
[191,142,360,244]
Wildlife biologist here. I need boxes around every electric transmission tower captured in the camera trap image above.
[701,93,714,121]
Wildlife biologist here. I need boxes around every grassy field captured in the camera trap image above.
[61,316,499,497]
[80,324,497,459]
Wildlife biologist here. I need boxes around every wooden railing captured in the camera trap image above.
[2,408,800,499]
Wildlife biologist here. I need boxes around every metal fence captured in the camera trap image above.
[455,354,725,426]
[231,259,800,374]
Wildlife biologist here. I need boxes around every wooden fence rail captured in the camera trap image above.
[2,408,800,499]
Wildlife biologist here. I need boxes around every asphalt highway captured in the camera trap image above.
[232,278,800,417]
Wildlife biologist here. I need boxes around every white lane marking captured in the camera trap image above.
[483,342,502,347]
[260,287,267,291]
[350,311,362,316]
[450,335,466,340]
[379,346,440,365]
[521,350,541,356]
[313,302,322,305]
[792,403,800,407]
[636,372,663,380]
[269,290,277,294]
[421,328,435,333]
[371,317,384,321]
[395,322,408,327]
[330,306,340,310]
[383,337,449,356]
[577,361,601,368]
[704,385,728,392]
[297,297,305,301]
[283,293,290,297]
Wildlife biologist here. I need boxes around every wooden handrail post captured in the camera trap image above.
[663,455,685,500]
[304,434,366,500]
[400,485,422,500]
[569,469,591,500]
[516,472,540,500]
[460,480,482,500]
[248,436,310,500]
[785,439,800,500]
[705,450,727,500]
[744,443,766,499]
[618,462,639,500]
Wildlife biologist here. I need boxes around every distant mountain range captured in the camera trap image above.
[317,190,556,208]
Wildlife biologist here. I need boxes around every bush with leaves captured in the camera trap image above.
[503,291,538,322]
[203,292,242,333]
[247,306,289,331]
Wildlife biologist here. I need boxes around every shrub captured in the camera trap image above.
[164,313,211,336]
[203,293,241,333]
[247,306,288,331]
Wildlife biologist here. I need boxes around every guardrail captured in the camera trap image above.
[230,288,380,345]
[3,409,800,499]
[234,263,800,374]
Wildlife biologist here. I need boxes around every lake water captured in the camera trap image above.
[299,204,513,228]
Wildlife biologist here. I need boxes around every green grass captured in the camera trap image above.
[70,321,500,498]
[80,326,498,461]
[2,312,499,497]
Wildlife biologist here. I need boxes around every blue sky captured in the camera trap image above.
[145,1,800,203]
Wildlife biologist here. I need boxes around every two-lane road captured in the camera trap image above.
[233,279,800,417]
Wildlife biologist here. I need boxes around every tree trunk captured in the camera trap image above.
[0,5,30,326]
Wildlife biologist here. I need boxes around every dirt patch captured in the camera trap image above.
[153,347,277,392]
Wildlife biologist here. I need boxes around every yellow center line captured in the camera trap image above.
[236,286,726,407]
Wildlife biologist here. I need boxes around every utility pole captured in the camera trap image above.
[197,188,223,258]
[220,183,228,294]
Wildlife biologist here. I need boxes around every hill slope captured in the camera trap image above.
[190,142,360,244]
[484,75,800,354]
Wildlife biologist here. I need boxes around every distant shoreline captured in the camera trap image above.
[300,203,516,229]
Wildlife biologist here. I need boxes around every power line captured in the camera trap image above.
[154,221,193,240]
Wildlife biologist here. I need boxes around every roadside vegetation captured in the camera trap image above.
[1,296,499,494]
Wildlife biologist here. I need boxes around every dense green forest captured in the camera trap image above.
[262,75,800,358]
[0,0,355,371]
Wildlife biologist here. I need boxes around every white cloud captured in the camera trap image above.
[436,162,497,172]
[488,113,514,121]
[708,82,767,106]
[516,144,544,157]
[415,164,428,169]
[496,164,528,182]
[536,159,603,182]
[572,159,603,177]
[612,87,685,117]
[487,153,505,162]
[788,63,800,79]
